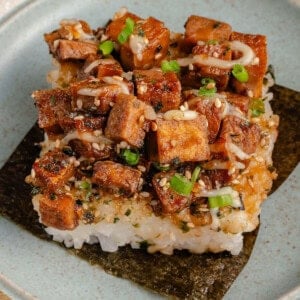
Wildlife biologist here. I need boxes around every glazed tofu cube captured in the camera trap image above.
[33,150,75,192]
[148,116,210,163]
[210,115,261,159]
[70,79,125,114]
[152,171,190,213]
[97,59,124,78]
[184,15,232,50]
[230,32,267,98]
[56,40,98,60]
[120,17,170,70]
[188,97,223,143]
[105,94,146,148]
[105,12,141,42]
[133,69,181,112]
[39,194,78,230]
[92,161,141,195]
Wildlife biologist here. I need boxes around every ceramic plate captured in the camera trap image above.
[0,0,299,299]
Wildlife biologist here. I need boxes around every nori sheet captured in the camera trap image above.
[0,85,299,299]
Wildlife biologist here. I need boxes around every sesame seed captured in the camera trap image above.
[247,90,254,98]
[185,170,192,180]
[180,105,186,111]
[94,210,100,218]
[64,185,71,191]
[159,177,167,187]
[212,51,219,58]
[199,207,209,212]
[248,178,254,188]
[92,142,101,151]
[69,176,75,182]
[151,122,158,131]
[214,97,222,108]
[112,75,123,81]
[232,179,240,185]
[99,143,105,151]
[55,139,60,148]
[120,141,128,148]
[94,98,100,106]
[138,84,147,94]
[140,191,150,197]
[252,57,260,65]
[187,222,195,228]
[82,203,88,210]
[93,130,102,136]
[198,179,205,188]
[109,102,114,107]
[139,114,145,123]
[139,178,144,186]
[74,160,80,167]
[76,99,83,109]
[184,102,189,109]
[170,140,177,147]
[74,115,84,120]
[68,157,76,164]
[188,63,194,70]
[31,168,36,179]
[155,53,162,60]
[268,120,275,127]
[137,165,146,172]
[206,82,216,89]
[256,156,264,163]
[228,166,236,175]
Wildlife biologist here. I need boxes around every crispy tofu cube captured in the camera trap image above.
[92,161,141,195]
[32,89,72,129]
[105,12,142,42]
[39,194,78,230]
[120,17,170,70]
[133,69,181,112]
[148,116,210,163]
[69,79,126,114]
[230,32,267,98]
[56,40,98,60]
[105,94,146,148]
[152,171,190,213]
[33,150,75,192]
[184,15,232,50]
[97,59,124,78]
[188,97,223,143]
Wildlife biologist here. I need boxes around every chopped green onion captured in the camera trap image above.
[153,162,170,172]
[198,77,217,97]
[118,17,135,44]
[121,149,140,166]
[161,60,180,73]
[79,181,91,190]
[99,40,114,56]
[170,173,194,196]
[232,64,249,83]
[191,166,201,183]
[250,98,265,117]
[206,39,218,45]
[208,194,233,208]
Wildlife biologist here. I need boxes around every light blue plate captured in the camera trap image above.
[0,0,299,299]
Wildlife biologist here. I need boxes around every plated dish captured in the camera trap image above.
[0,1,298,298]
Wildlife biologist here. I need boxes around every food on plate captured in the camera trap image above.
[25,8,278,255]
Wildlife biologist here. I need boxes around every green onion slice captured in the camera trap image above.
[121,149,140,166]
[170,173,194,196]
[153,162,170,172]
[250,98,265,117]
[191,166,201,183]
[118,17,135,44]
[161,60,180,73]
[232,64,249,83]
[79,180,91,190]
[99,40,114,56]
[206,39,219,45]
[208,194,233,208]
[198,77,217,97]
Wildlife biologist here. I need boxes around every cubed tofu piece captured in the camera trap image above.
[105,12,141,42]
[92,161,141,195]
[188,97,223,143]
[184,15,232,51]
[120,17,170,70]
[56,40,98,60]
[105,94,146,148]
[97,59,124,78]
[210,115,260,159]
[32,89,72,129]
[69,79,125,114]
[39,193,78,230]
[230,32,267,98]
[221,91,250,114]
[33,150,75,192]
[148,116,210,163]
[133,69,181,112]
[152,171,191,213]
